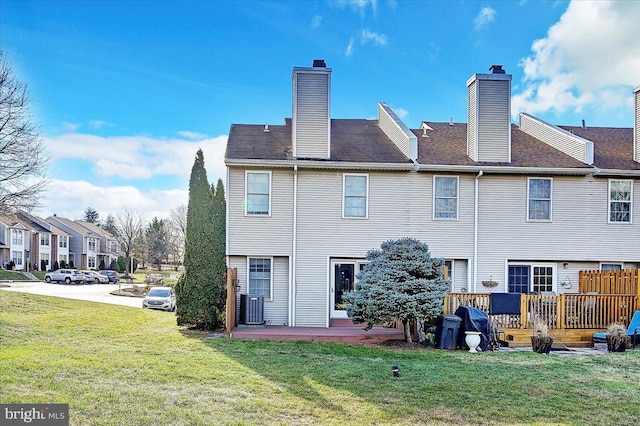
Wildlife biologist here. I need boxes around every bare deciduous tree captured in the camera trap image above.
[114,209,143,275]
[0,50,49,212]
[168,205,187,270]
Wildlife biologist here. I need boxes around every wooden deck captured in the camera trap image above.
[446,292,640,347]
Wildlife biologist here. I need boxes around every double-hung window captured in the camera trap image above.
[343,174,368,218]
[88,238,96,251]
[11,230,23,245]
[59,236,68,248]
[434,176,458,219]
[40,234,50,246]
[609,179,632,223]
[528,178,552,221]
[245,171,271,216]
[248,258,272,299]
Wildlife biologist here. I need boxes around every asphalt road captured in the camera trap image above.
[0,280,144,308]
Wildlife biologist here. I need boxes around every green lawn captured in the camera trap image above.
[1,291,639,425]
[0,269,29,281]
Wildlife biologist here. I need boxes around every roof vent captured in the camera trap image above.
[264,124,270,132]
[581,119,586,129]
[489,65,505,74]
[449,117,454,126]
[312,59,326,68]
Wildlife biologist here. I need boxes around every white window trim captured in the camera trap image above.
[508,263,557,294]
[444,259,455,292]
[342,173,369,219]
[247,257,274,301]
[526,177,553,222]
[608,179,633,224]
[433,175,459,221]
[245,170,272,217]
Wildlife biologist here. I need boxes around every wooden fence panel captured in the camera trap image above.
[225,267,238,335]
[579,269,639,295]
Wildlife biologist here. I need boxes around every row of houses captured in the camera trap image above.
[0,211,119,272]
[225,60,640,329]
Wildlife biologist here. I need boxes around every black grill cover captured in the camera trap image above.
[454,305,490,351]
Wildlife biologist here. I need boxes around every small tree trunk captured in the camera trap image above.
[403,319,413,343]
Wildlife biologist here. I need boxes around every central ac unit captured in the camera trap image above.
[239,294,264,325]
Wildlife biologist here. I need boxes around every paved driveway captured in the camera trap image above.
[0,280,143,308]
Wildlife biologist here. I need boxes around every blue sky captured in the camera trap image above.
[1,0,639,221]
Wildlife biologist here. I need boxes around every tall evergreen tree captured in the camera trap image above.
[83,207,100,224]
[176,149,219,329]
[146,217,169,270]
[207,178,227,324]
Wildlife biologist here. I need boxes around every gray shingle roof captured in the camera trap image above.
[416,123,593,169]
[559,126,639,170]
[226,119,412,163]
[226,118,636,171]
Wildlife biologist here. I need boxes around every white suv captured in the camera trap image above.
[44,269,85,284]
[142,287,176,312]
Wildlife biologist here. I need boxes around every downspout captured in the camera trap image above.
[473,170,483,293]
[290,164,298,326]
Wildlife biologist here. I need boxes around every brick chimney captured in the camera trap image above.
[292,59,331,159]
[467,65,512,162]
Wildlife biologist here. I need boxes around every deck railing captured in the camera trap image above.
[444,293,640,330]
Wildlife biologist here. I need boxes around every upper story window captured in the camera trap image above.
[609,179,632,223]
[40,233,50,246]
[88,238,97,251]
[11,230,23,245]
[59,236,68,248]
[343,174,368,218]
[248,257,272,299]
[528,178,552,221]
[245,171,271,216]
[434,176,458,220]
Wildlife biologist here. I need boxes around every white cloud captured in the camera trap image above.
[335,0,378,15]
[361,29,387,46]
[474,6,496,30]
[345,37,355,57]
[512,0,640,119]
[311,15,322,29]
[61,121,79,132]
[36,179,188,221]
[393,107,409,120]
[177,130,209,140]
[43,133,228,182]
[88,120,110,129]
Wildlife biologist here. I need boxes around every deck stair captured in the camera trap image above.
[501,328,602,348]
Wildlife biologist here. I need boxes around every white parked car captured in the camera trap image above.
[142,287,176,312]
[44,269,85,284]
[84,270,109,284]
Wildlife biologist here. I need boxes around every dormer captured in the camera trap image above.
[467,65,512,163]
[292,59,331,159]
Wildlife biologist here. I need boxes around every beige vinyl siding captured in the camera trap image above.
[229,255,289,325]
[293,72,330,159]
[476,79,510,162]
[467,81,477,160]
[519,113,593,164]
[635,87,640,163]
[293,169,475,326]
[475,175,640,291]
[227,167,293,256]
